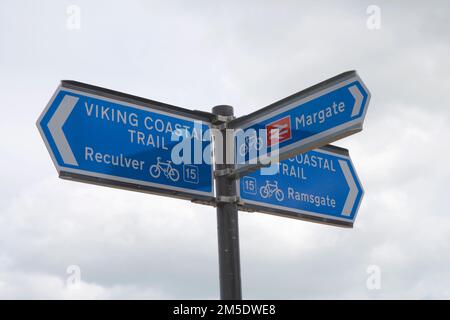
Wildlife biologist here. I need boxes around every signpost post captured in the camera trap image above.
[37,71,371,299]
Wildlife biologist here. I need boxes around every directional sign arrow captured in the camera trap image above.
[37,81,215,202]
[231,71,371,176]
[47,95,79,166]
[237,145,364,227]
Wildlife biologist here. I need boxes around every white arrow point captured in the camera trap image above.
[338,159,358,217]
[48,95,79,166]
[349,85,363,117]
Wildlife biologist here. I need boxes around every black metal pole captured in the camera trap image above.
[212,105,242,300]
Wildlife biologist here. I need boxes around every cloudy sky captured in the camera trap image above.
[1,0,450,299]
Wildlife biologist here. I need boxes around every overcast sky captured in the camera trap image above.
[1,0,450,299]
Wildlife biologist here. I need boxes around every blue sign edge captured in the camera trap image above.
[231,71,371,175]
[237,146,364,228]
[36,82,216,202]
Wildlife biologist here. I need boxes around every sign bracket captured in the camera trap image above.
[214,168,235,177]
[216,195,240,204]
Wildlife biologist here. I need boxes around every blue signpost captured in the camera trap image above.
[231,71,370,176]
[238,145,364,227]
[37,71,370,299]
[37,81,214,202]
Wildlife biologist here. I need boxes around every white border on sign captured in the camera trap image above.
[237,148,364,224]
[36,85,215,198]
[235,74,371,166]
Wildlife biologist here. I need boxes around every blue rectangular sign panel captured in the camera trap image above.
[37,82,214,201]
[238,146,363,227]
[231,71,370,175]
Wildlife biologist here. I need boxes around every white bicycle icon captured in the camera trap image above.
[239,135,263,157]
[260,180,284,202]
[149,157,180,182]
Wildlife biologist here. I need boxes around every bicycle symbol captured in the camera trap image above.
[260,180,284,202]
[239,135,263,157]
[149,157,180,182]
